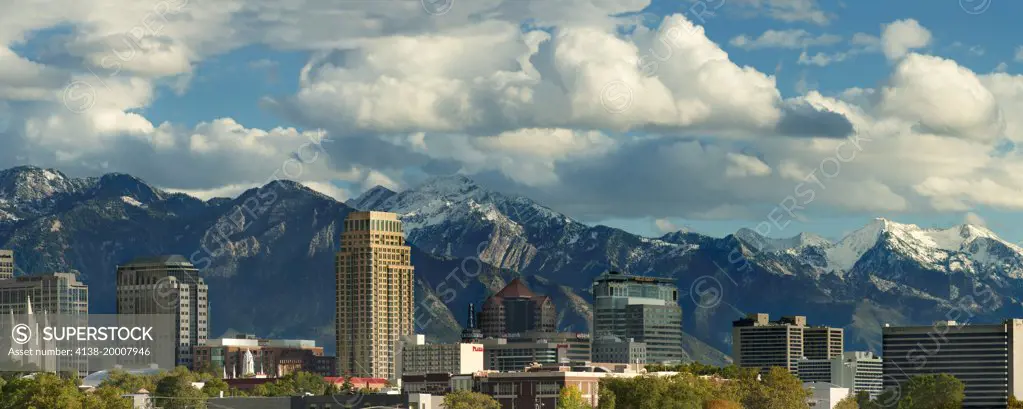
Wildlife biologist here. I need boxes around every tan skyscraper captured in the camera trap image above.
[336,211,414,380]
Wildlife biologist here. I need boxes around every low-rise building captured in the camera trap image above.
[830,351,883,399]
[804,382,850,409]
[482,332,591,372]
[324,377,390,391]
[193,335,335,378]
[799,351,883,399]
[398,335,484,376]
[477,364,643,409]
[401,373,478,395]
[208,393,411,409]
[592,336,647,365]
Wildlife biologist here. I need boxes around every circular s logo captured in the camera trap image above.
[690,275,723,309]
[153,276,180,309]
[12,323,32,345]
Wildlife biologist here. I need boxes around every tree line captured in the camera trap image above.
[0,366,366,409]
[442,366,1010,409]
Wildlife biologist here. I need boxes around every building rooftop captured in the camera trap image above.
[122,255,193,266]
[493,277,535,299]
[593,270,675,285]
[81,366,165,388]
[204,337,318,348]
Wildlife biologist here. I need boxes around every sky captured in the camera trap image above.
[1,0,1023,242]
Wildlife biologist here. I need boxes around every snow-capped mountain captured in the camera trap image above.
[0,166,91,221]
[350,176,1023,357]
[4,166,1023,364]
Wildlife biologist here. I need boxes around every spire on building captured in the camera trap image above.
[460,303,484,343]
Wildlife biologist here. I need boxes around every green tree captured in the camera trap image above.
[341,377,355,392]
[99,369,158,394]
[601,372,727,409]
[834,395,860,409]
[597,383,616,409]
[1009,395,1023,409]
[442,390,501,409]
[82,385,134,409]
[557,386,590,409]
[704,400,742,409]
[896,374,964,409]
[202,377,230,397]
[251,370,330,396]
[0,373,83,409]
[154,372,207,409]
[739,367,810,409]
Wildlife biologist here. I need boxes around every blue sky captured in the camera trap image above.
[2,0,1022,243]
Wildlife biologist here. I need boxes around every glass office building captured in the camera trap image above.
[591,271,683,364]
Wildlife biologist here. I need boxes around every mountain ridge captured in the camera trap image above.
[3,166,1023,368]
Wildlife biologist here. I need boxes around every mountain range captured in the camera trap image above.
[3,165,1023,366]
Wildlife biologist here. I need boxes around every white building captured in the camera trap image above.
[798,351,882,399]
[804,382,850,409]
[831,351,883,399]
[409,393,444,409]
[398,335,484,376]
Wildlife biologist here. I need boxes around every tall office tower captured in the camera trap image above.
[804,326,844,360]
[461,303,484,343]
[884,320,1023,409]
[0,272,89,375]
[336,211,414,381]
[732,313,841,375]
[478,278,556,338]
[0,249,13,280]
[732,314,804,374]
[592,271,684,364]
[116,255,209,368]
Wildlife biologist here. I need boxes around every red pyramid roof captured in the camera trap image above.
[494,277,535,298]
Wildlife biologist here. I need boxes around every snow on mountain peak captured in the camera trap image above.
[0,166,77,202]
[823,218,1021,275]
[346,185,397,210]
[735,228,832,253]
[415,174,481,198]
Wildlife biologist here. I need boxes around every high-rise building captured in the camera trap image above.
[0,273,89,375]
[804,326,843,360]
[336,211,414,381]
[883,319,1023,409]
[0,249,13,280]
[478,278,556,338]
[116,255,209,368]
[0,272,88,314]
[731,313,843,375]
[592,271,683,364]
